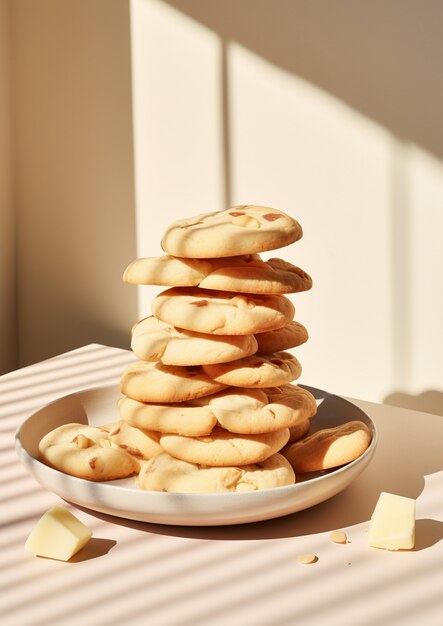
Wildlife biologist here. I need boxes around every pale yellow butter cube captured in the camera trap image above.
[368,492,415,550]
[25,506,92,561]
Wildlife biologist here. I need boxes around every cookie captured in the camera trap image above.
[161,206,302,258]
[282,420,372,473]
[103,420,162,461]
[202,351,302,388]
[123,254,259,287]
[288,419,311,443]
[255,321,309,354]
[121,385,316,436]
[124,254,312,295]
[200,257,312,294]
[152,287,294,335]
[39,423,139,481]
[160,426,290,466]
[118,395,218,437]
[138,452,295,493]
[123,254,215,286]
[201,386,317,434]
[131,316,258,365]
[233,453,295,491]
[120,361,226,403]
[263,384,317,412]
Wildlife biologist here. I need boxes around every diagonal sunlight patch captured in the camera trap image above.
[130,0,226,320]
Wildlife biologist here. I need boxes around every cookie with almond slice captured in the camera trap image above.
[39,423,138,481]
[103,420,162,461]
[131,316,258,365]
[160,426,290,466]
[138,452,295,492]
[202,351,301,388]
[152,287,294,335]
[119,385,315,437]
[255,321,309,354]
[124,253,312,295]
[161,206,302,258]
[120,361,226,403]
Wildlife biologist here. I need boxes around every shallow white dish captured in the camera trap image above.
[15,384,377,526]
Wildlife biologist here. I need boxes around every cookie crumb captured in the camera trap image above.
[330,530,347,544]
[296,553,318,564]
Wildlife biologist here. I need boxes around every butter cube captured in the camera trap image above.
[368,492,415,550]
[25,506,93,561]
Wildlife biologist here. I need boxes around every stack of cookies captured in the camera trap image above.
[119,205,319,492]
[38,205,372,489]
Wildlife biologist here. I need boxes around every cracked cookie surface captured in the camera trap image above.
[161,206,302,258]
[152,287,294,335]
[160,426,290,466]
[120,360,226,403]
[131,316,258,365]
[138,452,295,492]
[124,253,311,295]
[39,423,139,481]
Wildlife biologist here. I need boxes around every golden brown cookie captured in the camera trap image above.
[131,316,258,365]
[205,386,317,435]
[123,254,224,286]
[282,420,372,473]
[119,385,315,437]
[38,423,139,481]
[255,321,309,354]
[199,257,312,294]
[124,253,311,295]
[103,421,162,461]
[264,384,317,414]
[118,395,218,437]
[120,361,226,403]
[160,426,290,466]
[138,452,295,493]
[202,351,301,388]
[161,206,302,258]
[123,254,259,287]
[288,419,311,443]
[152,287,295,335]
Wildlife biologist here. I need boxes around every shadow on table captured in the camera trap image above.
[413,519,443,551]
[384,388,443,416]
[79,504,443,546]
[70,538,117,562]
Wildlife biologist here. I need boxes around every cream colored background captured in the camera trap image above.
[0,0,16,373]
[1,0,442,412]
[2,0,138,372]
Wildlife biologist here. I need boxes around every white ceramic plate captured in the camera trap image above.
[15,385,377,526]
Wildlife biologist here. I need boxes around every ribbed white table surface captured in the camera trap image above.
[1,344,442,626]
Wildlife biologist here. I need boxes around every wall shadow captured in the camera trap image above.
[11,0,139,369]
[161,0,443,403]
[164,0,443,161]
[384,389,443,416]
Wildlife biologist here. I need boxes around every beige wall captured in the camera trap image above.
[0,0,16,374]
[2,0,442,413]
[11,0,138,367]
[130,0,226,316]
[130,0,443,410]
